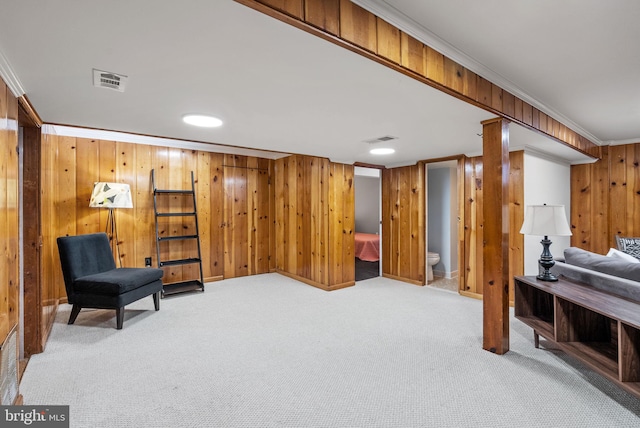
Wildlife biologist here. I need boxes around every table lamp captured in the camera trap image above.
[520,204,572,281]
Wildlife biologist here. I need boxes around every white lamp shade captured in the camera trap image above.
[520,204,572,236]
[89,182,133,208]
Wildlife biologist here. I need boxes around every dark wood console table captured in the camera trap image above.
[514,275,640,399]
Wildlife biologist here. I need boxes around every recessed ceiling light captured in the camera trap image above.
[370,148,395,155]
[182,114,223,128]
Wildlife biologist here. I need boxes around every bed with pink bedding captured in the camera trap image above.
[355,232,380,262]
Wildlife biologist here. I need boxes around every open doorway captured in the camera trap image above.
[354,167,381,282]
[425,161,459,292]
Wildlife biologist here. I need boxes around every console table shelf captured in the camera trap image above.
[515,275,640,399]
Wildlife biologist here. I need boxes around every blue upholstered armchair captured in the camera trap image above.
[57,232,164,329]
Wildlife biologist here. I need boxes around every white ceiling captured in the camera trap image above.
[0,1,628,167]
[361,0,640,145]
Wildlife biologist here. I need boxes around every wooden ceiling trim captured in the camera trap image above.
[18,95,42,128]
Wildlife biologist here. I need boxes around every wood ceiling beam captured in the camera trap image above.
[235,0,599,159]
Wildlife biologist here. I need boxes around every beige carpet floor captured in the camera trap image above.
[19,274,640,427]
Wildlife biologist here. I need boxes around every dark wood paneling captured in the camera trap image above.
[22,126,42,356]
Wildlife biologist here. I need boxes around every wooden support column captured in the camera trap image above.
[22,126,43,356]
[482,117,510,354]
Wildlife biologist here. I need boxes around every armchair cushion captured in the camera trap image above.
[57,232,163,329]
[75,268,164,295]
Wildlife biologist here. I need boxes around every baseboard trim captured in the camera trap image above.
[434,269,459,280]
[382,273,424,286]
[275,270,355,291]
[203,275,224,283]
[459,290,483,300]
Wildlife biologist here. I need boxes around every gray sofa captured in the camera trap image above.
[550,247,640,303]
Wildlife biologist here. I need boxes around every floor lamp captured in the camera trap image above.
[89,182,133,267]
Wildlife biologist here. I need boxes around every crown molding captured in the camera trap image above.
[606,138,640,146]
[352,0,604,146]
[0,49,25,97]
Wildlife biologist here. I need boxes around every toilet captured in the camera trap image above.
[427,252,440,282]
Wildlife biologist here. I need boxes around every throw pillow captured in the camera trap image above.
[606,248,640,263]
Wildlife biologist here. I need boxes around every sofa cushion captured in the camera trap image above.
[75,268,163,295]
[551,261,640,303]
[564,247,640,282]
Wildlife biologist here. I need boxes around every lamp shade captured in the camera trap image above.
[520,204,572,236]
[89,182,133,208]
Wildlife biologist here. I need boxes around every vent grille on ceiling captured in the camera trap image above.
[93,69,127,92]
[363,135,397,144]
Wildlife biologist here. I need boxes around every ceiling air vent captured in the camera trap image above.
[93,69,128,92]
[363,135,397,144]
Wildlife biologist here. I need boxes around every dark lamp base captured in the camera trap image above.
[537,271,558,282]
[537,236,558,282]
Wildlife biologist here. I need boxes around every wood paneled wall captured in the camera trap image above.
[571,143,640,254]
[508,151,525,301]
[40,135,275,300]
[379,153,524,293]
[222,155,274,278]
[22,125,45,356]
[0,77,19,349]
[462,156,484,295]
[41,137,358,299]
[39,128,58,346]
[238,0,599,157]
[381,163,425,285]
[461,151,524,300]
[274,155,355,290]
